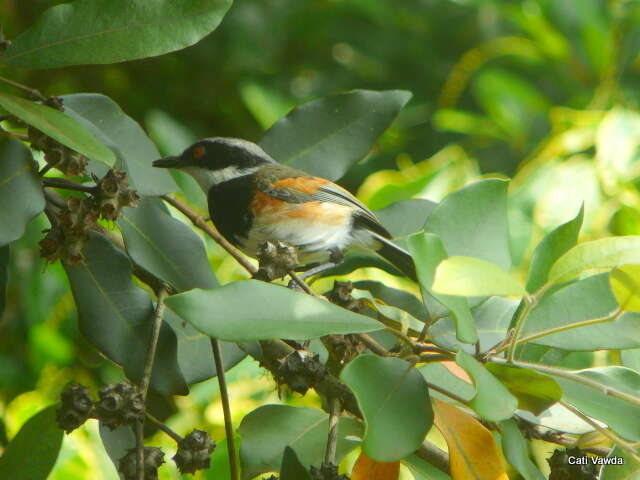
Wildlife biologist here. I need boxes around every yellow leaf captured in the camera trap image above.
[433,398,508,480]
[610,265,640,312]
[351,451,400,480]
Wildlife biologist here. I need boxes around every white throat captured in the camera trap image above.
[183,165,259,193]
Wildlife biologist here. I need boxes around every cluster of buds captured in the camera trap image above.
[118,447,165,480]
[325,281,364,313]
[93,169,139,220]
[28,125,88,177]
[172,429,216,474]
[39,169,138,265]
[56,383,94,433]
[254,241,299,281]
[310,463,350,480]
[96,381,145,430]
[276,350,327,395]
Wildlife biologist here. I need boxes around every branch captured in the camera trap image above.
[489,356,640,407]
[42,177,97,193]
[136,286,169,480]
[324,397,340,465]
[0,75,47,102]
[145,412,183,443]
[160,194,256,275]
[506,295,534,362]
[211,338,239,480]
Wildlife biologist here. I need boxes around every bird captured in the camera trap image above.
[153,137,417,282]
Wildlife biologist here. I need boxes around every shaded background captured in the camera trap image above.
[3,0,640,478]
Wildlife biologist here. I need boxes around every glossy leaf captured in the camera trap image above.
[99,424,135,474]
[525,205,583,293]
[522,273,640,350]
[408,232,477,344]
[352,451,400,480]
[548,236,640,284]
[433,256,526,297]
[499,419,545,480]
[62,94,176,195]
[554,367,640,441]
[65,232,187,395]
[238,405,362,480]
[424,178,511,270]
[166,280,382,342]
[374,198,437,246]
[353,280,428,322]
[610,265,640,312]
[433,398,509,480]
[486,363,561,415]
[0,93,115,166]
[419,362,475,404]
[340,355,432,461]
[456,350,518,422]
[403,454,452,480]
[431,297,519,354]
[0,139,44,246]
[118,197,216,292]
[280,447,312,480]
[0,246,8,316]
[3,0,233,68]
[260,89,411,180]
[599,445,640,479]
[0,406,63,479]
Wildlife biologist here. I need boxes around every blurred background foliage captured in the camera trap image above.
[3,0,640,478]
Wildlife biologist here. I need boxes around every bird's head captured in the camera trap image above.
[153,137,275,192]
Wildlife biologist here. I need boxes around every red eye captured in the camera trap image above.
[193,145,206,159]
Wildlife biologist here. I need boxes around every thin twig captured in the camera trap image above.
[161,194,256,275]
[425,381,469,405]
[507,296,534,362]
[38,163,55,177]
[288,270,317,296]
[145,412,183,443]
[324,397,341,465]
[0,75,47,102]
[355,333,389,356]
[211,338,239,480]
[42,177,97,193]
[136,287,169,480]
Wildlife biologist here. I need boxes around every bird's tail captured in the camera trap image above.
[374,235,417,282]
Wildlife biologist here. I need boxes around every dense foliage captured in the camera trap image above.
[2,1,640,479]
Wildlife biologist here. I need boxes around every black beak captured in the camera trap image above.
[153,155,182,168]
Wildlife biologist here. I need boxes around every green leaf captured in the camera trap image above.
[0,139,44,246]
[353,280,428,322]
[238,405,362,480]
[522,273,640,350]
[499,419,545,480]
[260,89,411,181]
[419,362,475,404]
[553,367,640,441]
[599,445,640,479]
[407,232,477,344]
[3,0,233,68]
[118,197,216,292]
[65,232,187,395]
[526,206,583,292]
[433,256,526,297]
[340,355,432,462]
[280,446,313,480]
[403,454,452,480]
[424,178,511,270]
[0,406,63,479]
[486,363,561,415]
[62,94,176,195]
[206,435,241,480]
[610,265,640,312]
[99,424,135,475]
[548,236,640,284]
[431,296,519,354]
[0,93,115,166]
[456,350,518,422]
[622,349,640,373]
[0,245,8,316]
[374,199,437,246]
[165,280,382,342]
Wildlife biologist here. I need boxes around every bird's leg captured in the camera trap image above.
[287,248,344,289]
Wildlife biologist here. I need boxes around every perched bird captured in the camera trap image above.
[153,137,416,281]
